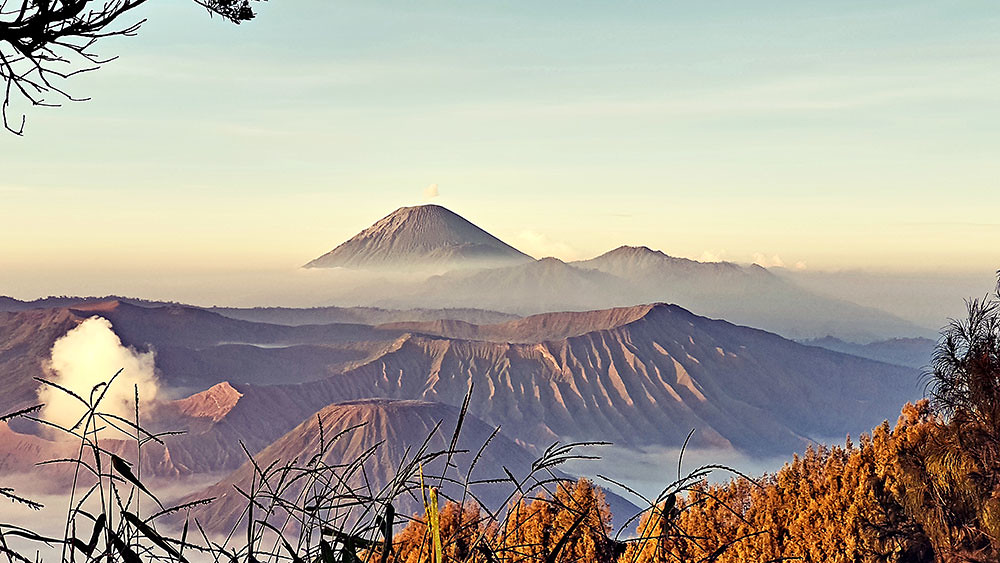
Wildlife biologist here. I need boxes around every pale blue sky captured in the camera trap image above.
[2,0,999,290]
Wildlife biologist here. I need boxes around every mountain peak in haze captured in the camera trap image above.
[582,245,742,272]
[304,204,534,271]
[604,245,665,257]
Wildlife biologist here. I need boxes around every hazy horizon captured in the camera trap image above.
[3,1,999,286]
[3,254,996,338]
[3,203,997,336]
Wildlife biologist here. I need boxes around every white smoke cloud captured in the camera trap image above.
[750,254,808,270]
[514,230,581,260]
[423,183,439,199]
[752,253,786,268]
[697,250,726,263]
[38,317,159,436]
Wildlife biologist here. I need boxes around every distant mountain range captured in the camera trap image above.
[376,248,927,342]
[298,205,930,342]
[0,295,518,331]
[572,245,931,342]
[1,205,934,342]
[801,336,937,369]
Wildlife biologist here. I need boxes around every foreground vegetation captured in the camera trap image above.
[1,274,997,562]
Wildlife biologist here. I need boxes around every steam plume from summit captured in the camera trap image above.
[38,317,159,434]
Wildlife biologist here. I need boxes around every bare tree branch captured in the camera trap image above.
[0,0,261,135]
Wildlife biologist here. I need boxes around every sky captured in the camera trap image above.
[2,0,999,300]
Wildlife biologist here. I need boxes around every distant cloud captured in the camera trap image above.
[423,183,439,199]
[698,250,726,263]
[794,261,808,270]
[752,253,786,268]
[514,230,581,260]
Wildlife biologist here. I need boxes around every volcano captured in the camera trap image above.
[180,398,638,533]
[304,204,533,271]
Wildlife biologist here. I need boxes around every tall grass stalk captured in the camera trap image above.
[1,375,755,563]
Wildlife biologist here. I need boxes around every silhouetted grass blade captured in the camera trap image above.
[122,511,187,562]
[107,528,142,563]
[377,502,394,563]
[110,454,163,508]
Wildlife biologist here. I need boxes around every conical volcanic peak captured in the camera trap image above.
[180,398,638,533]
[304,204,533,271]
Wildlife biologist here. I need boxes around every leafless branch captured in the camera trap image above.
[0,0,260,135]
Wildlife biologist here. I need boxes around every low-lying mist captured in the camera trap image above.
[560,443,791,502]
[0,472,224,560]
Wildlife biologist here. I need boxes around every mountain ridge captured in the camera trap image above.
[208,301,919,458]
[801,335,936,369]
[375,250,927,341]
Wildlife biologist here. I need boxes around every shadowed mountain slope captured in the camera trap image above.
[305,205,533,270]
[0,308,83,412]
[0,418,207,492]
[185,304,919,462]
[181,399,638,534]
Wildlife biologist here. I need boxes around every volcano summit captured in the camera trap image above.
[305,204,533,271]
